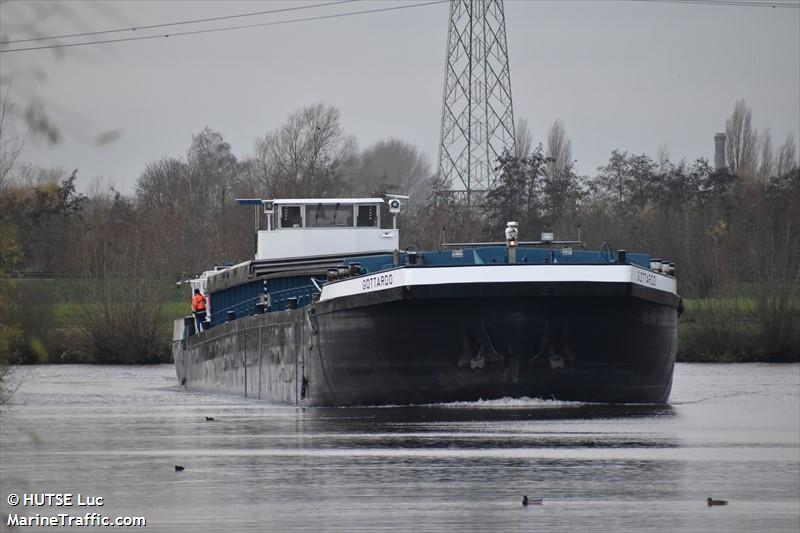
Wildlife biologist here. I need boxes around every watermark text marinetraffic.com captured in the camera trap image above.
[6,492,146,528]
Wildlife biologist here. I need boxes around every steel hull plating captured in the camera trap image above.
[313,283,677,405]
[175,280,678,405]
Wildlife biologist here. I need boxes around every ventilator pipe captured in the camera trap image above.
[617,250,627,264]
[505,221,519,264]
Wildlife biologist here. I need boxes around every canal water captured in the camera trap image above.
[1,363,798,532]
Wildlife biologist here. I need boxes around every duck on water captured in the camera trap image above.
[522,496,543,506]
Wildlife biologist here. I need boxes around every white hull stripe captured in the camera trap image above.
[319,264,677,302]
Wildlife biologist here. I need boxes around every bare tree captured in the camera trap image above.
[344,139,431,208]
[776,133,798,178]
[0,89,27,189]
[135,158,189,212]
[657,145,672,173]
[187,127,239,213]
[78,198,170,364]
[187,127,247,262]
[10,163,68,187]
[725,99,758,178]
[254,103,356,197]
[538,121,584,230]
[514,117,534,160]
[545,119,573,182]
[758,128,774,180]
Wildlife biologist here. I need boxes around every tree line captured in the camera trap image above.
[0,99,798,364]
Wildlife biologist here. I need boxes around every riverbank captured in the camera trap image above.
[1,278,182,364]
[678,296,799,362]
[2,279,798,364]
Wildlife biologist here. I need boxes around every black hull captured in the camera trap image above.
[175,281,677,405]
[312,283,677,405]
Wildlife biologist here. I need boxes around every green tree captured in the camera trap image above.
[0,169,86,273]
[0,224,22,370]
[595,151,659,212]
[485,146,548,238]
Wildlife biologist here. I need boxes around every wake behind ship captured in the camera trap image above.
[173,197,680,406]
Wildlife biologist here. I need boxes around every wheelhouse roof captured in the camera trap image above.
[272,198,385,205]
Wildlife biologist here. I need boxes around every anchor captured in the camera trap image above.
[529,320,575,370]
[458,323,505,370]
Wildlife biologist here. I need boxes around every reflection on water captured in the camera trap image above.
[1,364,798,532]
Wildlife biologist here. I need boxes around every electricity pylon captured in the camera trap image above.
[437,0,516,205]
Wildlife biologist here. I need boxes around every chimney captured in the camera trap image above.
[714,133,727,171]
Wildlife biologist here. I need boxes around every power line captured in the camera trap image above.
[1,0,795,54]
[0,0,359,45]
[579,0,799,4]
[553,0,799,5]
[629,0,798,6]
[0,1,449,54]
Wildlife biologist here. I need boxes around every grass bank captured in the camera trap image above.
[678,296,800,362]
[4,280,798,364]
[3,279,188,364]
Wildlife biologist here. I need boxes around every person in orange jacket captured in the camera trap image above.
[191,288,207,331]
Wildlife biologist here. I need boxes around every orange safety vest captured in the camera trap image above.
[192,293,206,312]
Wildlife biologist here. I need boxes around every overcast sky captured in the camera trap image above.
[1,0,798,193]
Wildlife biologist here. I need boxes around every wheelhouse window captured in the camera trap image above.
[357,205,378,227]
[305,204,354,227]
[280,205,302,228]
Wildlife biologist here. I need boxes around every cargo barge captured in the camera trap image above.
[173,197,680,405]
